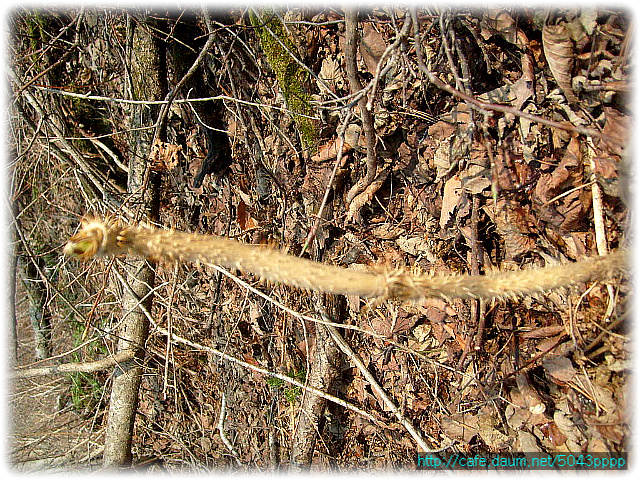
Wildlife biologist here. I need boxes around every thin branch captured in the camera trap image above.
[344,8,378,207]
[11,350,134,379]
[32,85,319,120]
[325,320,438,452]
[218,393,242,465]
[9,69,129,214]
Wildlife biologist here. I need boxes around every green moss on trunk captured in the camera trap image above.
[250,9,317,152]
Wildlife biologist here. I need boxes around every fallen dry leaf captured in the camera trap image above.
[539,421,568,447]
[542,23,579,103]
[477,409,511,450]
[482,9,528,49]
[487,199,537,259]
[517,430,544,452]
[592,156,621,197]
[310,136,353,163]
[600,106,631,157]
[395,235,436,261]
[440,413,479,444]
[439,174,463,229]
[533,135,591,231]
[318,56,344,94]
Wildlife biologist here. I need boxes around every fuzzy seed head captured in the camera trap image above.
[64,217,126,259]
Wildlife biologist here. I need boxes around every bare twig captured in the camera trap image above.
[10,70,124,209]
[344,8,378,208]
[325,319,438,452]
[33,86,318,119]
[11,350,134,379]
[218,393,242,465]
[439,12,464,92]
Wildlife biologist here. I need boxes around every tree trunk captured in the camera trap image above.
[289,295,342,470]
[18,254,52,361]
[102,13,164,468]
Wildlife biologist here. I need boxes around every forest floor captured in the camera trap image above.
[9,6,631,472]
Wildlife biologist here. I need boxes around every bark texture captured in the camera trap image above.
[289,295,342,470]
[102,13,163,468]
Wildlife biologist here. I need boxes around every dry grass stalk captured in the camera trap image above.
[64,218,627,303]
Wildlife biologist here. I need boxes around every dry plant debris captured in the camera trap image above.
[9,6,630,472]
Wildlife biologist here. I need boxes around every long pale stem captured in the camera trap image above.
[64,218,627,302]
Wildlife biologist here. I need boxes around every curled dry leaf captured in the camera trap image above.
[440,413,479,444]
[318,57,344,94]
[542,24,579,104]
[310,137,352,163]
[543,355,577,385]
[395,235,437,262]
[477,410,511,450]
[539,421,568,447]
[516,374,546,414]
[592,156,621,198]
[487,199,537,259]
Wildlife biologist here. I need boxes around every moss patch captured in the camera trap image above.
[250,9,318,152]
